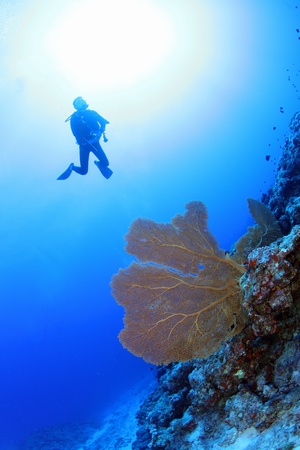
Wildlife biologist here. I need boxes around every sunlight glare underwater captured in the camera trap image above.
[46,0,175,90]
[9,0,251,105]
[8,0,253,132]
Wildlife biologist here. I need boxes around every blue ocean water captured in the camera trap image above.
[0,0,299,448]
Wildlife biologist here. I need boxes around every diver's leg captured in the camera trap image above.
[72,145,90,175]
[92,142,113,178]
[92,142,109,167]
[94,161,113,179]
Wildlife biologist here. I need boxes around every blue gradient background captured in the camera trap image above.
[0,0,299,447]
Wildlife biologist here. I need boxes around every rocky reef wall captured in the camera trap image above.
[132,114,300,450]
[263,111,300,234]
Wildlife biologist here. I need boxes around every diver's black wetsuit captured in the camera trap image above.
[70,109,110,175]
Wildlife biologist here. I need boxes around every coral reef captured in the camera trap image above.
[131,113,300,449]
[262,111,300,234]
[132,227,300,449]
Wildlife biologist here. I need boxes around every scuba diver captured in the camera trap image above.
[57,97,113,180]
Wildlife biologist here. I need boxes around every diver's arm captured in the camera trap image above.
[95,112,110,132]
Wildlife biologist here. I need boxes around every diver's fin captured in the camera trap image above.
[94,161,113,179]
[57,163,74,180]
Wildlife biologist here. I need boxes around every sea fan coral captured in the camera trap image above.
[111,202,246,365]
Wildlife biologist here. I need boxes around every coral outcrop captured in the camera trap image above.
[231,198,282,265]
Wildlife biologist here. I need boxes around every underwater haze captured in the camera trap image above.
[0,0,299,447]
